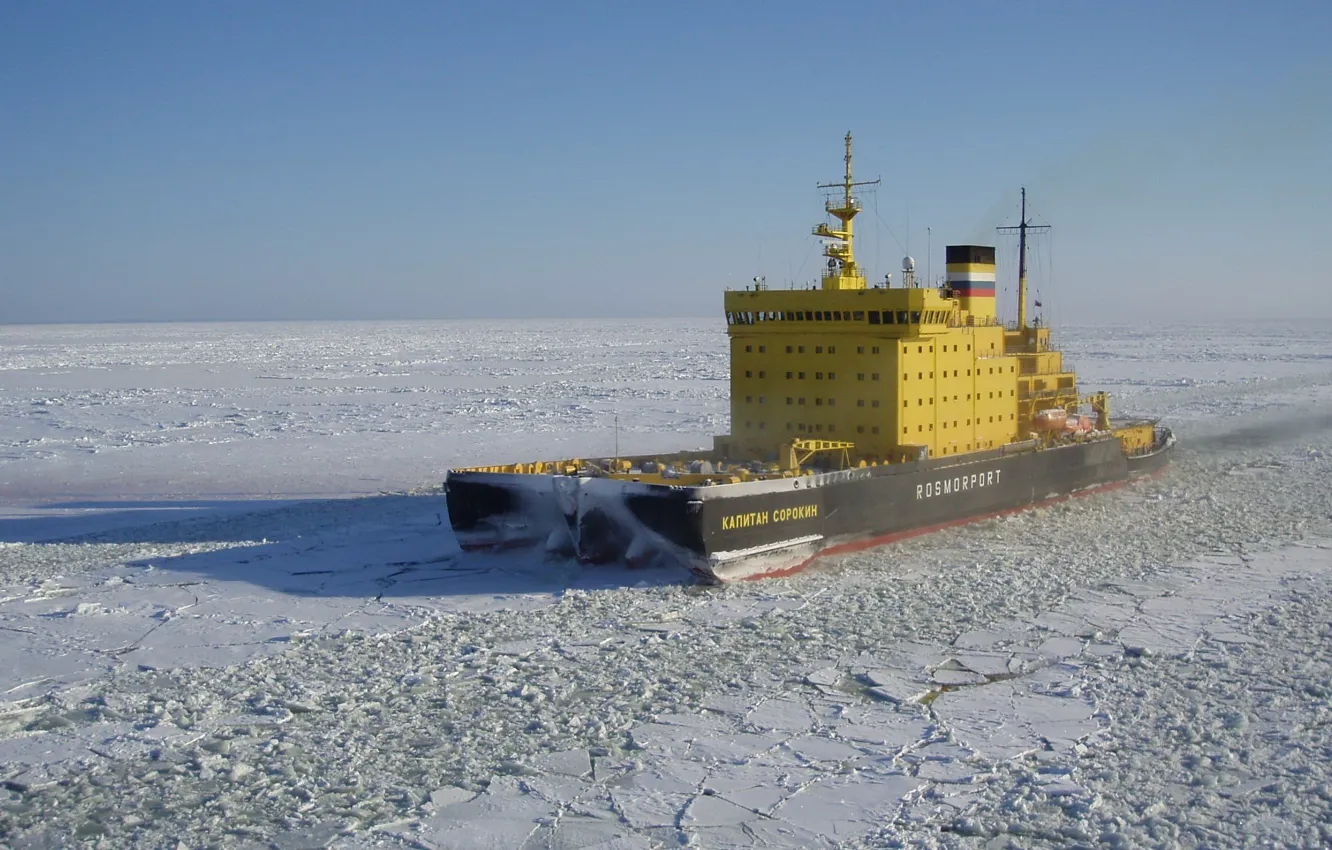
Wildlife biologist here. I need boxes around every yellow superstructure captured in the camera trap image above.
[719,134,1086,465]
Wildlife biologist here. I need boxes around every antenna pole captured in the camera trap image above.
[997,187,1050,331]
[614,415,619,465]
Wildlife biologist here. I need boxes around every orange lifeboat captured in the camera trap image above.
[1033,408,1068,431]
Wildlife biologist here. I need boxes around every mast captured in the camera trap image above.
[812,132,880,290]
[997,187,1050,330]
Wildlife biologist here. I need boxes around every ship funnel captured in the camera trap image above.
[945,245,996,323]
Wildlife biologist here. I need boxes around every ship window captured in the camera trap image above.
[917,346,923,354]
[901,399,906,408]
[745,370,752,378]
[953,370,958,377]
[1011,390,1015,396]
[968,344,972,351]
[745,345,751,353]
[953,345,958,352]
[829,398,835,406]
[760,396,766,403]
[759,345,765,353]
[929,424,934,430]
[799,423,806,431]
[815,372,823,380]
[786,371,793,379]
[787,422,793,430]
[868,311,881,325]
[884,311,895,324]
[759,422,766,429]
[828,424,835,433]
[929,398,934,404]
[744,421,751,429]
[903,373,908,381]
[816,346,823,354]
[911,311,922,323]
[954,421,959,427]
[1010,413,1015,419]
[853,311,865,320]
[859,426,866,434]
[902,427,908,434]
[942,421,947,429]
[858,373,865,381]
[918,399,924,406]
[872,400,880,408]
[815,424,823,432]
[759,371,766,378]
[799,397,806,405]
[786,345,793,353]
[930,372,934,378]
[929,346,934,353]
[989,392,993,398]
[918,372,923,379]
[786,397,792,405]
[798,346,805,353]
[918,425,923,432]
[859,400,865,407]
[857,346,864,354]
[829,346,836,354]
[798,372,806,379]
[745,395,752,403]
[815,398,823,406]
[829,372,836,380]
[872,373,880,380]
[897,311,908,324]
[814,312,823,321]
[872,346,880,354]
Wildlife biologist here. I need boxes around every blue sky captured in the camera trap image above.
[2,1,1329,323]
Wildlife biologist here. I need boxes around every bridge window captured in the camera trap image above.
[798,397,806,405]
[829,346,836,354]
[872,346,880,354]
[872,373,880,380]
[815,372,823,380]
[798,372,806,379]
[829,372,836,380]
[798,423,806,432]
[786,371,793,379]
[745,370,752,378]
[857,346,864,354]
[816,346,823,353]
[786,397,793,405]
[814,312,823,321]
[759,371,766,378]
[815,424,823,432]
[897,311,908,324]
[868,311,881,325]
[759,345,766,353]
[858,373,865,381]
[853,311,865,320]
[911,311,922,323]
[884,311,895,324]
[798,346,805,353]
[786,346,793,353]
[828,424,835,433]
[859,426,866,434]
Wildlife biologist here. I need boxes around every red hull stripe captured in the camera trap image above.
[739,466,1167,582]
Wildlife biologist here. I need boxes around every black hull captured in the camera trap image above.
[445,428,1174,582]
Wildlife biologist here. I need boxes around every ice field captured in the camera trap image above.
[2,318,1331,848]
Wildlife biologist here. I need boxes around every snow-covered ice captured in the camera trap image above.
[1,318,1331,848]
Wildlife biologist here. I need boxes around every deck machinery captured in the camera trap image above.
[445,135,1174,581]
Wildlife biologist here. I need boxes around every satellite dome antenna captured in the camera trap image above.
[902,255,916,288]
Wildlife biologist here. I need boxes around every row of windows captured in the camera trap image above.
[742,394,1012,406]
[727,308,953,326]
[868,310,949,326]
[728,309,863,325]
